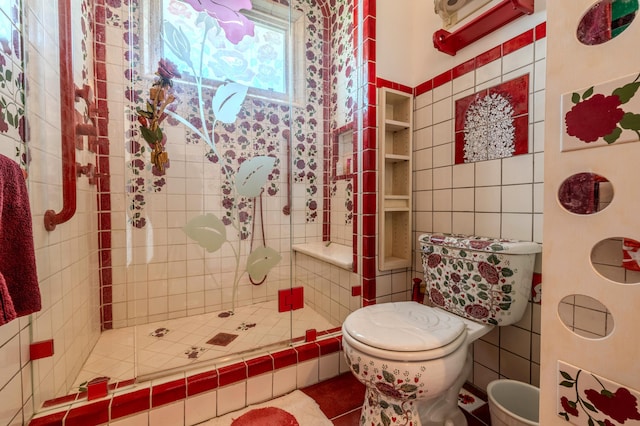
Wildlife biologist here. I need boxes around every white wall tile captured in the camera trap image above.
[185,390,217,426]
[503,44,534,74]
[452,163,475,188]
[246,373,273,405]
[319,353,340,382]
[413,104,433,129]
[452,188,474,211]
[432,212,452,234]
[414,147,433,171]
[414,170,432,191]
[452,212,474,235]
[453,72,475,94]
[148,400,185,426]
[432,97,452,124]
[217,382,246,416]
[433,81,452,102]
[433,144,453,168]
[414,127,433,150]
[109,413,149,426]
[415,91,433,109]
[296,359,319,389]
[476,61,502,85]
[533,183,544,213]
[475,213,501,238]
[534,59,546,91]
[272,365,296,397]
[475,187,501,212]
[500,326,531,359]
[433,189,452,211]
[475,159,502,186]
[502,184,533,213]
[499,349,530,383]
[502,154,533,185]
[432,120,453,146]
[432,166,452,189]
[501,213,533,241]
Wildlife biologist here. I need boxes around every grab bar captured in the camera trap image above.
[44,0,75,232]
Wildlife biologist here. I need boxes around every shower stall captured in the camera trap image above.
[21,0,360,409]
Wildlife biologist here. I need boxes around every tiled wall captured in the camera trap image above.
[294,253,360,324]
[410,26,547,392]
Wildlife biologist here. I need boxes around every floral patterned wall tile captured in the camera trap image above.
[558,360,640,425]
[562,72,640,152]
[454,74,529,164]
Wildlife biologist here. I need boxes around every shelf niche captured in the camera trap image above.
[378,88,413,271]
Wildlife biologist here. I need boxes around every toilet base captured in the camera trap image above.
[352,350,473,426]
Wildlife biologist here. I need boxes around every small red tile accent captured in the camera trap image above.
[318,337,341,355]
[361,149,376,173]
[218,362,248,387]
[305,329,318,342]
[273,348,297,369]
[361,235,375,258]
[65,400,110,426]
[87,377,109,401]
[30,339,54,360]
[151,378,187,408]
[535,22,546,40]
[296,342,320,362]
[351,286,362,297]
[502,29,534,55]
[110,388,151,420]
[361,170,376,193]
[362,257,376,275]
[187,370,219,396]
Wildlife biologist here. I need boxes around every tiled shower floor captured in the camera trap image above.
[71,301,337,392]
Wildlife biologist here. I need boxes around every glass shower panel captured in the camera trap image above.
[123,0,298,379]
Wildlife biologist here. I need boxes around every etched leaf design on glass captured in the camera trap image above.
[183,213,227,253]
[163,22,193,68]
[235,156,276,197]
[246,246,281,282]
[212,82,248,123]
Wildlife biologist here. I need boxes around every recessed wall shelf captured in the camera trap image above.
[378,87,413,271]
[433,0,535,56]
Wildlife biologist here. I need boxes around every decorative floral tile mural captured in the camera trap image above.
[562,72,640,152]
[454,74,529,164]
[558,360,640,425]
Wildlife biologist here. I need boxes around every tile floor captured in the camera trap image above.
[71,302,336,393]
[301,373,492,425]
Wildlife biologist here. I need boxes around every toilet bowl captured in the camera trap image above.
[342,301,492,426]
[343,233,541,426]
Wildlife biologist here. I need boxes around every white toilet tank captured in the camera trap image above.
[419,233,541,326]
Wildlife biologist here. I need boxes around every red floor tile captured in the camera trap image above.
[331,408,362,425]
[301,373,365,420]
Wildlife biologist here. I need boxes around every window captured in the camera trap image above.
[149,0,302,102]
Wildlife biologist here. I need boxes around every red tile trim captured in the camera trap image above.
[187,370,219,396]
[476,45,502,68]
[453,58,476,79]
[110,388,151,420]
[272,348,297,370]
[247,355,274,378]
[535,22,546,40]
[318,337,341,355]
[218,362,248,387]
[29,411,66,426]
[502,29,533,55]
[151,378,187,408]
[414,79,433,96]
[351,286,362,297]
[65,400,110,426]
[433,70,453,89]
[296,342,320,362]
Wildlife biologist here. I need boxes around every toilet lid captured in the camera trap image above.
[343,302,466,352]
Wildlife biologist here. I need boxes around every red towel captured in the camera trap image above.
[0,154,41,325]
[622,238,640,272]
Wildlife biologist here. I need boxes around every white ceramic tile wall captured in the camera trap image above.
[412,37,547,392]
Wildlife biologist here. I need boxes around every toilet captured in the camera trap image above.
[342,233,541,426]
